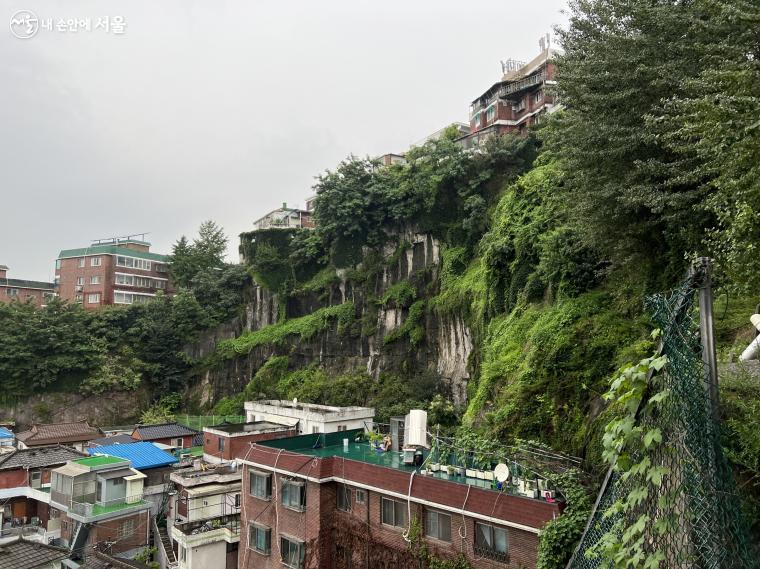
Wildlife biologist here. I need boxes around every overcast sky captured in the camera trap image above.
[1,0,567,281]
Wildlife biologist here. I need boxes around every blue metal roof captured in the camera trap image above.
[0,427,14,439]
[88,441,178,470]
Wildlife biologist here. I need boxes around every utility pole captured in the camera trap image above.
[696,257,720,423]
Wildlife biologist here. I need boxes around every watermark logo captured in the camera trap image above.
[9,9,39,39]
[9,11,126,38]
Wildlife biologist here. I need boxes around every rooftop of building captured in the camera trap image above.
[87,441,178,470]
[74,455,129,468]
[0,445,87,471]
[170,463,241,487]
[57,243,167,262]
[0,278,56,290]
[244,400,375,418]
[81,550,153,569]
[471,47,557,105]
[131,422,199,440]
[89,433,136,446]
[204,420,293,435]
[0,537,69,569]
[0,427,14,438]
[15,421,103,446]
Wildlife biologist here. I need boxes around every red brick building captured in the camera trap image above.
[465,45,558,146]
[238,430,563,569]
[55,238,172,309]
[0,264,56,308]
[202,421,298,464]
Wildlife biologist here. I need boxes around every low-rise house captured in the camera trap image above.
[167,464,243,569]
[238,429,563,569]
[16,422,103,451]
[202,421,296,464]
[252,203,314,231]
[0,446,86,542]
[87,442,179,515]
[131,423,199,451]
[50,456,152,558]
[244,400,375,435]
[88,434,136,448]
[0,536,69,568]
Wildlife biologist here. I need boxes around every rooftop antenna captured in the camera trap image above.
[91,232,151,246]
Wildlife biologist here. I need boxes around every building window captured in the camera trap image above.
[90,275,101,285]
[171,438,184,448]
[381,497,407,528]
[7,288,19,297]
[337,484,351,512]
[179,544,186,562]
[117,518,134,539]
[486,105,496,122]
[87,294,101,304]
[76,276,85,286]
[75,293,83,303]
[282,480,306,511]
[424,510,452,542]
[234,493,240,508]
[91,257,102,267]
[311,426,320,434]
[155,280,166,289]
[218,437,225,452]
[475,522,509,561]
[248,524,271,554]
[112,477,124,485]
[250,471,272,500]
[534,90,543,104]
[78,258,85,268]
[472,111,481,128]
[356,489,366,504]
[116,256,151,271]
[55,259,62,270]
[337,425,347,432]
[156,263,168,273]
[280,536,305,569]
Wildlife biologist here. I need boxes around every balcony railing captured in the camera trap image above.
[498,70,546,98]
[473,545,509,563]
[173,514,241,537]
[70,493,149,518]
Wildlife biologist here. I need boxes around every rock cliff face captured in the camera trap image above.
[193,229,474,408]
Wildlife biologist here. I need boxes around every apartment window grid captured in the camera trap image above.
[248,523,271,554]
[117,518,134,539]
[380,497,407,528]
[250,471,272,500]
[280,536,305,569]
[337,484,352,512]
[282,480,306,511]
[474,522,509,561]
[424,509,452,542]
[116,255,151,271]
[90,257,102,267]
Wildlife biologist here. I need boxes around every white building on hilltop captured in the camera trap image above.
[243,400,375,435]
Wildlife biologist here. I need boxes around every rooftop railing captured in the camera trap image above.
[70,493,148,518]
[498,71,546,98]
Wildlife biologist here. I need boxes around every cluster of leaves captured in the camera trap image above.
[169,220,228,288]
[586,348,671,568]
[139,393,182,425]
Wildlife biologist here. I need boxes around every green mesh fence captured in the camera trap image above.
[568,271,754,568]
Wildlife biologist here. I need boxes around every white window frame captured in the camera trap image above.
[248,523,271,554]
[380,497,407,528]
[424,509,452,542]
[90,275,101,285]
[78,258,85,268]
[280,536,305,569]
[250,471,272,500]
[87,293,101,304]
[90,257,102,267]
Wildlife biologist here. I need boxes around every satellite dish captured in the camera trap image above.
[494,463,510,483]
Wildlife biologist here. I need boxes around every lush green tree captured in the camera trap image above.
[169,221,229,287]
[546,0,712,286]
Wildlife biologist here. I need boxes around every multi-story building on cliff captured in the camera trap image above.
[244,400,375,436]
[466,39,558,146]
[55,237,172,309]
[237,427,563,568]
[0,265,56,308]
[253,203,315,231]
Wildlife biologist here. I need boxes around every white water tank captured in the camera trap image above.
[404,409,428,448]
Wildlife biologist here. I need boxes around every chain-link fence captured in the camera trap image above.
[568,267,753,568]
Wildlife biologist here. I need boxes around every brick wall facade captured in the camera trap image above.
[238,451,557,569]
[61,510,150,555]
[203,428,298,462]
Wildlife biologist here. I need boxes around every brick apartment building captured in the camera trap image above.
[55,237,172,309]
[238,430,563,569]
[0,265,56,308]
[466,43,558,146]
